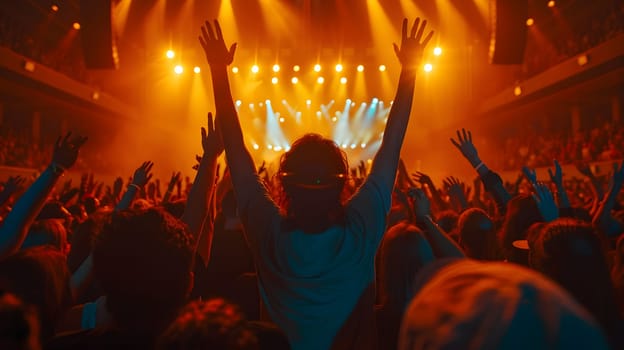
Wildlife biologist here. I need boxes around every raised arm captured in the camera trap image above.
[181,112,223,261]
[0,133,87,258]
[547,160,572,212]
[199,20,256,189]
[370,18,433,191]
[115,161,153,211]
[408,188,464,258]
[451,129,511,213]
[593,162,624,237]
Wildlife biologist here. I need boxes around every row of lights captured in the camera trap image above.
[166,47,441,75]
[526,1,556,26]
[172,63,434,75]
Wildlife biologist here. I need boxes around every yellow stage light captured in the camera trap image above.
[174,65,183,74]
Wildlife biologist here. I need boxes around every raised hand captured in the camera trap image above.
[170,172,182,190]
[201,112,224,159]
[408,188,431,220]
[450,128,481,167]
[612,161,624,186]
[393,18,434,69]
[547,160,563,186]
[412,171,433,187]
[131,161,154,188]
[2,176,25,194]
[444,176,469,211]
[113,177,123,197]
[575,162,595,178]
[532,182,558,222]
[522,166,538,186]
[52,132,88,170]
[199,20,237,67]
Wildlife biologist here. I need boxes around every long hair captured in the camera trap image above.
[457,208,501,260]
[378,222,434,310]
[498,194,542,262]
[276,134,349,233]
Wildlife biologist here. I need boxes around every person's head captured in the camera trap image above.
[277,134,348,232]
[378,222,434,310]
[158,299,258,350]
[0,292,40,350]
[399,260,609,350]
[499,194,543,263]
[0,247,72,341]
[67,210,110,273]
[457,208,500,260]
[93,207,194,333]
[529,218,618,338]
[434,210,459,235]
[21,220,68,254]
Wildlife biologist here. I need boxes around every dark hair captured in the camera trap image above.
[93,207,194,333]
[378,222,434,310]
[277,134,348,233]
[457,208,500,260]
[529,218,619,342]
[435,210,459,235]
[498,194,542,262]
[21,220,67,253]
[0,292,40,350]
[0,247,72,341]
[67,211,110,273]
[158,299,258,350]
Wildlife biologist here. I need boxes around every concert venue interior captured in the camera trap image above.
[0,1,623,349]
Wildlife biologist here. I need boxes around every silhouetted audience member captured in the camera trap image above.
[0,292,40,350]
[47,207,194,349]
[399,260,610,349]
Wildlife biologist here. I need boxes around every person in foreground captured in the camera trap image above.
[199,17,433,350]
[399,260,610,350]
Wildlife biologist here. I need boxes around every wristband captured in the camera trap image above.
[474,162,485,171]
[128,183,141,191]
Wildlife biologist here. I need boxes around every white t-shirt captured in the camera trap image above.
[236,172,391,350]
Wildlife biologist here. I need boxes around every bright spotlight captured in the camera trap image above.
[423,63,433,72]
[235,100,242,106]
[340,77,347,84]
[526,18,534,26]
[174,65,183,74]
[265,99,271,105]
[341,143,347,149]
[378,64,386,72]
[514,86,522,96]
[548,0,555,7]
[357,65,364,72]
[251,65,259,73]
[267,144,273,150]
[291,77,298,84]
[73,22,81,30]
[271,77,278,84]
[350,144,357,149]
[293,65,300,72]
[253,144,259,150]
[360,143,366,148]
[335,64,343,72]
[433,47,442,56]
[279,117,285,123]
[231,66,239,74]
[314,64,321,72]
[51,4,59,12]
[274,146,282,152]
[193,66,201,74]
[166,49,175,59]
[306,99,311,105]
[317,76,325,84]
[272,64,280,72]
